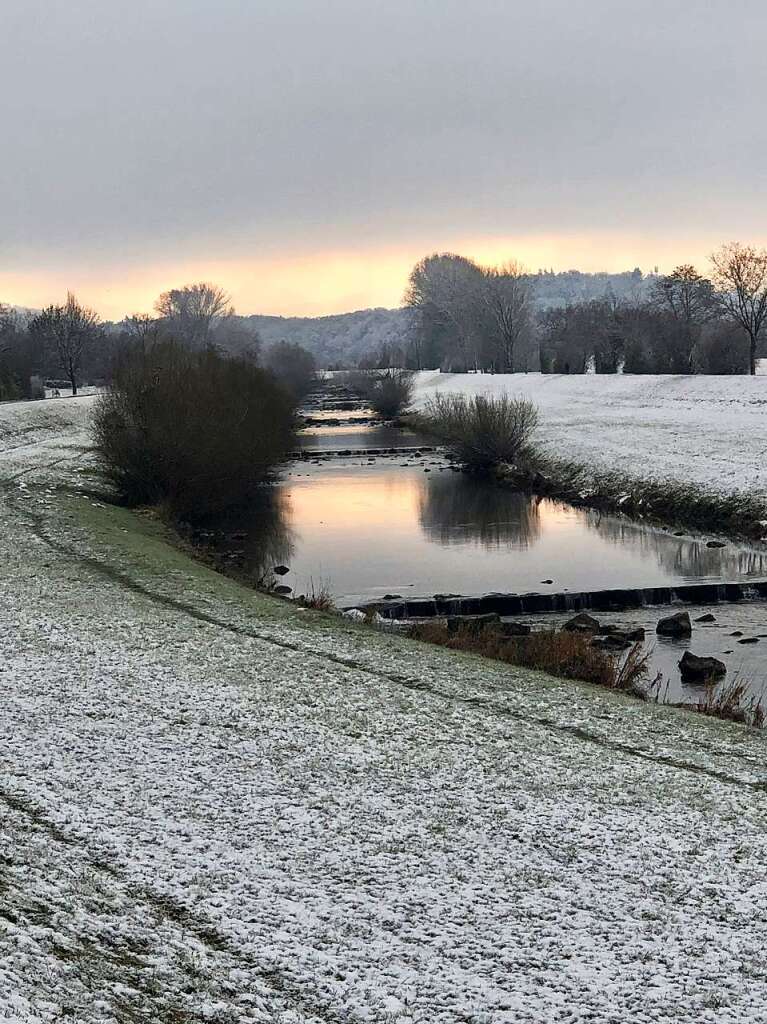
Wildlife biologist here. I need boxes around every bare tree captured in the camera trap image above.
[651,264,715,371]
[124,313,161,353]
[28,292,100,395]
[480,261,532,373]
[154,282,233,348]
[710,243,767,375]
[405,254,484,370]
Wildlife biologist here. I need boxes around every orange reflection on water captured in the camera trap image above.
[286,470,423,534]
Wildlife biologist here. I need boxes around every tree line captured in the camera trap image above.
[0,283,317,401]
[397,242,767,375]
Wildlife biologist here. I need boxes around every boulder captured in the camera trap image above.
[706,540,726,549]
[695,613,716,623]
[273,584,292,595]
[273,565,290,576]
[602,625,645,641]
[593,635,632,650]
[656,612,692,637]
[500,621,532,637]
[678,651,726,682]
[738,637,760,644]
[446,613,501,635]
[563,612,601,633]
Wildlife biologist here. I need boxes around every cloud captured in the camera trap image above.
[2,0,766,314]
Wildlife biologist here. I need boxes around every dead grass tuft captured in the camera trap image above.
[411,621,650,692]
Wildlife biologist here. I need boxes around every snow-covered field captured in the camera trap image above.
[412,372,767,495]
[3,399,767,1022]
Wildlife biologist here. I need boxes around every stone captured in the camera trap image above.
[273,565,290,576]
[695,613,716,623]
[540,579,553,585]
[563,612,600,633]
[500,621,532,637]
[273,584,292,595]
[446,613,501,635]
[738,637,760,644]
[706,540,726,548]
[656,611,692,637]
[730,631,743,637]
[382,594,403,601]
[593,635,632,650]
[678,651,726,682]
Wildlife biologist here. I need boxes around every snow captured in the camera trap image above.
[412,371,767,495]
[2,398,767,1021]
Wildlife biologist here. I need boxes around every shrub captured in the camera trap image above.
[348,369,414,418]
[264,341,316,399]
[410,620,644,691]
[419,393,539,469]
[93,341,296,523]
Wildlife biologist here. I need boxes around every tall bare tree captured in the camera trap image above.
[651,264,715,371]
[155,282,233,348]
[480,261,532,372]
[124,312,161,352]
[710,243,767,375]
[28,292,101,395]
[405,253,484,370]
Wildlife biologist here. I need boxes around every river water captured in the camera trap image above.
[234,414,767,701]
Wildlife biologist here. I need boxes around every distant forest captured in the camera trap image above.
[242,268,652,367]
[2,248,766,400]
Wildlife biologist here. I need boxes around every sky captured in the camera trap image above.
[2,0,766,320]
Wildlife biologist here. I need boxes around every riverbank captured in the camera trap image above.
[3,398,767,1021]
[412,371,767,486]
[411,372,767,538]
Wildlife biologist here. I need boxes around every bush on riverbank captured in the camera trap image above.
[93,341,296,523]
[416,393,539,470]
[348,369,414,418]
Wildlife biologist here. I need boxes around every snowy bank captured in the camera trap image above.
[2,401,767,1022]
[413,372,767,495]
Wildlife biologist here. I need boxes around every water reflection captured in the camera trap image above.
[418,474,542,549]
[226,464,767,604]
[218,486,296,582]
[591,515,767,581]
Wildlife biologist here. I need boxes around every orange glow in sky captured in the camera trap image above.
[0,231,724,321]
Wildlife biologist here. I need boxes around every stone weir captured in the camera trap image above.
[366,581,767,619]
[290,446,440,460]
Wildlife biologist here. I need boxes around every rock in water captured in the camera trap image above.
[706,540,726,548]
[679,651,726,682]
[695,613,716,623]
[656,611,692,637]
[273,565,290,576]
[563,612,601,633]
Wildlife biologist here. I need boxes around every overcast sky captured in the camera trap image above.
[1,0,766,318]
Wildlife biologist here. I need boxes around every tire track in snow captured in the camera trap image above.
[0,785,361,1024]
